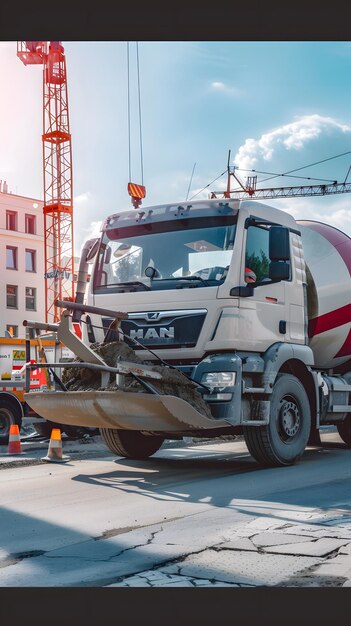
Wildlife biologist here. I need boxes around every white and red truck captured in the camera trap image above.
[25,198,351,466]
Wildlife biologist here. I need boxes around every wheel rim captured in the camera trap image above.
[277,394,301,442]
[0,408,14,436]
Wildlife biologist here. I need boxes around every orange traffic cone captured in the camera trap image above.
[41,428,70,463]
[7,424,23,455]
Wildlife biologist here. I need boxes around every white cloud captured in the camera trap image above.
[211,81,226,90]
[210,81,243,97]
[74,191,92,205]
[234,114,351,170]
[263,195,351,238]
[83,220,102,239]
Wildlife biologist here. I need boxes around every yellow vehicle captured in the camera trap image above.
[0,336,69,443]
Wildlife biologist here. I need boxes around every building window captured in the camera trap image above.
[6,285,18,309]
[25,214,36,235]
[25,249,36,272]
[6,246,18,270]
[6,325,18,338]
[25,287,36,311]
[6,211,17,231]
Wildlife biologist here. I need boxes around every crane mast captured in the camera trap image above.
[17,41,74,323]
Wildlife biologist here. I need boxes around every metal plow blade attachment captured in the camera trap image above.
[24,390,229,432]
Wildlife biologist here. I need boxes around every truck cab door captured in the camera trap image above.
[237,221,291,352]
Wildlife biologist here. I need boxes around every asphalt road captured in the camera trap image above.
[1,432,351,587]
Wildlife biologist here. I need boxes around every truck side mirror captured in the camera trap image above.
[269,226,290,260]
[86,239,99,262]
[104,247,111,264]
[269,261,290,281]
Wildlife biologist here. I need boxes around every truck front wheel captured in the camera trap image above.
[0,397,23,445]
[100,428,164,459]
[337,416,351,446]
[243,374,311,467]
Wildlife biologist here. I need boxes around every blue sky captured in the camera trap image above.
[1,41,351,253]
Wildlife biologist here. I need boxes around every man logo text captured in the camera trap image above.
[129,327,175,340]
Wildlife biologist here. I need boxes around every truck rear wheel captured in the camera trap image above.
[337,416,351,446]
[0,397,23,445]
[243,374,311,467]
[100,428,164,459]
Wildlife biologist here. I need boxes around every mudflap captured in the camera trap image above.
[24,390,230,433]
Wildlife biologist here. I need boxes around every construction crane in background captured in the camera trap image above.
[210,149,351,201]
[17,41,74,323]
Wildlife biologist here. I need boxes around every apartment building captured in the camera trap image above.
[0,182,45,338]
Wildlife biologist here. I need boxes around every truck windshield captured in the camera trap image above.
[93,217,237,293]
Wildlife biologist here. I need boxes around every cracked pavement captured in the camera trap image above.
[1,434,351,587]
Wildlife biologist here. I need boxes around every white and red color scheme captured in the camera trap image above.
[299,221,351,369]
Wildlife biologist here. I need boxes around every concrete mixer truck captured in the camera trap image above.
[25,199,351,467]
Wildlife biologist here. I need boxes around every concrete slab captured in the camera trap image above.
[312,555,351,578]
[162,548,322,586]
[234,517,287,536]
[339,543,351,555]
[251,533,313,547]
[220,537,258,551]
[280,524,351,540]
[263,537,349,557]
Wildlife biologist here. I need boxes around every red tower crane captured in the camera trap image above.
[17,41,74,323]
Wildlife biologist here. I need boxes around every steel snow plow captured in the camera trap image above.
[25,389,228,432]
[23,303,230,457]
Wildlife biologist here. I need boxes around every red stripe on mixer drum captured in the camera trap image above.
[309,303,351,337]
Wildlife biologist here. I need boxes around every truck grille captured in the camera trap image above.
[102,309,207,349]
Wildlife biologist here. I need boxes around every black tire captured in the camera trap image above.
[337,416,351,446]
[34,422,93,439]
[0,396,23,445]
[62,425,86,439]
[34,421,60,438]
[100,428,164,459]
[243,373,311,467]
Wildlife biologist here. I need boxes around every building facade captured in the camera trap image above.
[0,184,45,338]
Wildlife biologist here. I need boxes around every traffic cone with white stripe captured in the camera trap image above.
[7,424,23,455]
[41,428,70,463]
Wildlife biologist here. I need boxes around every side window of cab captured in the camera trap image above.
[245,225,270,283]
[245,223,291,284]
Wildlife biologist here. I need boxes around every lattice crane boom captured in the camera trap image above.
[210,153,351,201]
[17,41,74,323]
[210,180,351,200]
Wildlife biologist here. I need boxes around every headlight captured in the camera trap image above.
[201,371,236,390]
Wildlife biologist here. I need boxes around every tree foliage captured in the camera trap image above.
[245,250,269,282]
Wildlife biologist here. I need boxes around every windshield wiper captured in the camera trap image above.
[114,281,151,291]
[156,276,209,287]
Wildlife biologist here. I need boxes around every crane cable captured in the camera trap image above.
[127,42,144,185]
[248,149,351,185]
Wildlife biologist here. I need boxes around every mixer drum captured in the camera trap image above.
[298,220,351,369]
